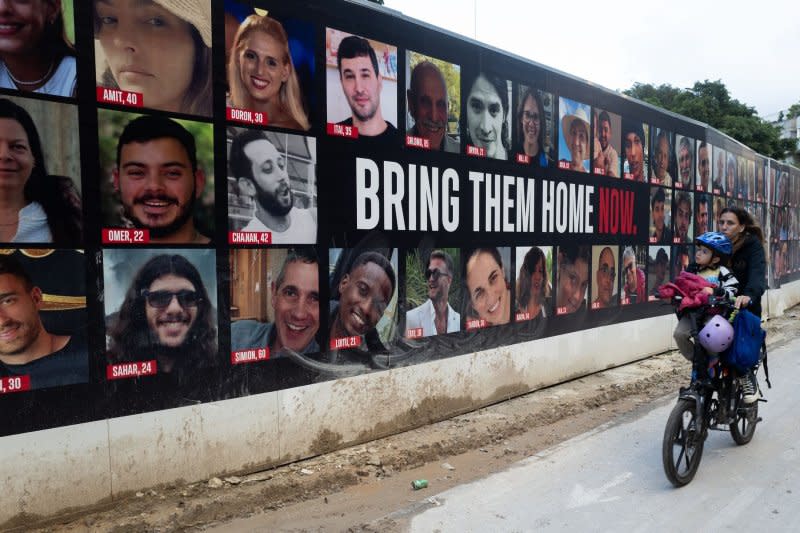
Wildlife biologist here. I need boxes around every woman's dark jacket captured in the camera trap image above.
[730,234,767,317]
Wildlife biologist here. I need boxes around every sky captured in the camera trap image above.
[382,0,800,120]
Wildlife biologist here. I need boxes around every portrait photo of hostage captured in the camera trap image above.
[557,97,590,173]
[0,0,76,96]
[461,247,511,330]
[404,248,460,339]
[591,245,618,310]
[695,140,711,192]
[713,196,727,232]
[515,246,552,324]
[227,127,316,243]
[325,29,398,144]
[736,155,748,198]
[621,118,648,181]
[674,134,694,189]
[555,244,590,316]
[647,246,670,301]
[725,153,737,198]
[712,146,726,195]
[230,248,319,360]
[0,249,87,391]
[671,244,690,279]
[225,5,312,131]
[673,190,693,244]
[755,159,765,202]
[592,109,620,177]
[463,71,510,160]
[103,249,218,379]
[93,0,212,117]
[405,52,460,152]
[98,110,214,244]
[0,97,82,245]
[328,248,397,355]
[694,193,712,237]
[620,245,647,305]
[746,158,756,200]
[513,85,555,167]
[650,127,673,186]
[649,186,672,245]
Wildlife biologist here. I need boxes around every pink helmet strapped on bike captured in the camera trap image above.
[697,314,734,353]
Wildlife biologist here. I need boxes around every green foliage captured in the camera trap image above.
[787,101,800,119]
[404,248,461,312]
[624,80,790,160]
[96,109,216,235]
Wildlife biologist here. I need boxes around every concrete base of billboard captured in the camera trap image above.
[2,284,798,525]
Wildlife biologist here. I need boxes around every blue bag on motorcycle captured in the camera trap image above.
[722,309,765,373]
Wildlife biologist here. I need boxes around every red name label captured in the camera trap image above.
[648,295,658,302]
[621,297,631,305]
[594,167,606,176]
[330,336,361,350]
[327,123,358,138]
[713,188,721,195]
[0,375,30,394]
[227,107,267,125]
[229,231,271,245]
[405,328,424,339]
[675,182,684,189]
[466,145,486,157]
[405,135,431,149]
[649,237,657,244]
[623,172,634,180]
[515,311,531,321]
[556,306,569,315]
[591,302,602,310]
[516,154,531,164]
[97,87,143,107]
[466,318,487,331]
[231,348,269,364]
[673,237,682,244]
[102,228,149,244]
[107,360,157,380]
[558,160,571,170]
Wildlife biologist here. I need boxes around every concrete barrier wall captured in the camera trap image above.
[2,282,797,524]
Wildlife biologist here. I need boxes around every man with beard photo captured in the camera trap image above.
[405,249,460,337]
[228,129,316,244]
[112,115,211,244]
[107,254,217,378]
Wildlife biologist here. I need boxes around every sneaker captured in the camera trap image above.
[739,371,760,404]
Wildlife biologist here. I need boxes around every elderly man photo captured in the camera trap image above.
[676,135,694,189]
[406,60,458,152]
[336,35,398,144]
[592,246,616,309]
[112,115,211,244]
[232,249,320,357]
[406,250,460,337]
[0,254,87,390]
[229,129,316,243]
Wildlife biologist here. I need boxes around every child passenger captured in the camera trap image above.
[672,232,739,378]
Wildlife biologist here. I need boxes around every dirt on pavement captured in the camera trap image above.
[17,306,799,533]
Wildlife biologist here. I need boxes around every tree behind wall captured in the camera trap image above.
[625,80,795,161]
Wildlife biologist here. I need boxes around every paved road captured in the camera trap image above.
[401,336,800,532]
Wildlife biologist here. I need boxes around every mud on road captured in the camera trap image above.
[21,308,799,533]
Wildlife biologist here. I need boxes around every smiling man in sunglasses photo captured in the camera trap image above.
[107,253,217,375]
[405,249,460,338]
